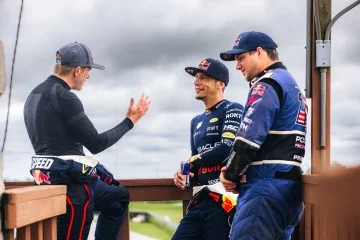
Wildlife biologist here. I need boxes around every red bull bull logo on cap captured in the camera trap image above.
[32,169,51,185]
[233,36,241,47]
[199,60,211,70]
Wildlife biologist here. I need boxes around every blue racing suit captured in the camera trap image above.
[24,75,131,240]
[172,100,244,240]
[224,62,307,240]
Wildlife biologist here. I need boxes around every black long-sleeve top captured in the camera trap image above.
[24,75,133,156]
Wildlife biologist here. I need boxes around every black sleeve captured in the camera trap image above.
[224,139,258,182]
[52,87,134,154]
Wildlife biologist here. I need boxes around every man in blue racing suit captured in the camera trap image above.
[219,31,307,239]
[24,42,150,240]
[173,58,244,239]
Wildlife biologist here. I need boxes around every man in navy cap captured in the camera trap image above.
[24,42,150,240]
[172,58,244,240]
[219,31,307,239]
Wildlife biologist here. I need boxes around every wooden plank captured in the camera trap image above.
[302,174,320,185]
[43,217,57,240]
[3,229,15,240]
[304,204,312,240]
[5,181,193,201]
[3,185,66,204]
[312,205,320,240]
[128,186,192,201]
[118,210,129,240]
[5,195,66,229]
[302,181,320,205]
[17,225,31,240]
[121,178,177,186]
[30,221,43,240]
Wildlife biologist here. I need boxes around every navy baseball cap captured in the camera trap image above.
[185,58,229,86]
[220,31,278,61]
[56,42,105,70]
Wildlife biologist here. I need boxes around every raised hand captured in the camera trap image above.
[127,93,151,124]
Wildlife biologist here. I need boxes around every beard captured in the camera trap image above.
[195,95,205,100]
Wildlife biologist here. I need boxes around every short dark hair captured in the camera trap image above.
[263,48,279,61]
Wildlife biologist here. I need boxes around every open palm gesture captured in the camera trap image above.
[127,93,151,124]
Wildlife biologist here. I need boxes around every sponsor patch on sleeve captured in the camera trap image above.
[295,93,308,126]
[251,83,266,96]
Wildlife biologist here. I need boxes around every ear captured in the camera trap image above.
[73,67,81,77]
[217,81,225,90]
[257,47,265,57]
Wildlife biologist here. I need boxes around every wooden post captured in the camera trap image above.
[0,154,5,240]
[310,0,331,174]
[43,218,57,240]
[118,210,129,240]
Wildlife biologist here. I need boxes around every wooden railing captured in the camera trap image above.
[3,179,192,240]
[302,168,360,239]
[3,168,360,240]
[2,185,66,240]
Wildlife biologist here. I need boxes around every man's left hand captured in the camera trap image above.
[220,166,238,194]
[96,164,120,186]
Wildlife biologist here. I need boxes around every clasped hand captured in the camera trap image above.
[220,166,238,194]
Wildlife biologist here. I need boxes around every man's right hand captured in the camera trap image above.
[127,93,151,124]
[220,166,238,194]
[173,170,194,190]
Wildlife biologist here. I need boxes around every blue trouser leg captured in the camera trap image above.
[172,199,231,240]
[281,202,304,240]
[93,178,129,240]
[230,179,303,240]
[57,181,95,240]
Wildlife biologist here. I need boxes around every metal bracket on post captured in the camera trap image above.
[315,40,331,68]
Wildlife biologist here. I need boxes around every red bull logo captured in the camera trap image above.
[221,195,236,213]
[199,60,211,70]
[32,170,51,185]
[233,36,241,47]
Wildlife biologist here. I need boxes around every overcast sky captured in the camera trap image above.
[0,0,359,181]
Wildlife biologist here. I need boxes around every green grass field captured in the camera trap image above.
[129,201,183,240]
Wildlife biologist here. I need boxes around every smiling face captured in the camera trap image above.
[193,72,218,100]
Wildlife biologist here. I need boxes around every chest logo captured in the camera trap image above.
[209,118,218,123]
[222,132,236,139]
